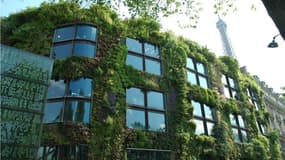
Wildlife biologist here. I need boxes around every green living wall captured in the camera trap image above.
[1,1,281,160]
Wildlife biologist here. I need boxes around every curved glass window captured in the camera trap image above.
[47,80,66,98]
[68,78,92,97]
[64,101,91,123]
[53,26,75,42]
[126,54,143,70]
[76,25,97,41]
[74,42,96,58]
[43,102,64,123]
[52,44,72,59]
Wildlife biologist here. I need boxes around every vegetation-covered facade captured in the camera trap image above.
[0,1,282,160]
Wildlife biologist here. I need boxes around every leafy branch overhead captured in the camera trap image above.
[50,0,238,27]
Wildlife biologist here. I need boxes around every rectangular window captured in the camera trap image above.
[186,57,208,88]
[229,113,248,142]
[192,100,216,135]
[222,74,239,99]
[247,88,260,110]
[127,148,170,160]
[126,38,161,76]
[126,87,166,131]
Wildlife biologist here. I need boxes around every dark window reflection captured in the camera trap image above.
[127,150,170,160]
[144,43,159,58]
[53,44,72,59]
[76,25,97,41]
[126,54,143,70]
[53,26,75,42]
[126,38,142,54]
[64,101,90,123]
[47,80,66,98]
[44,102,64,123]
[68,78,92,97]
[145,59,161,75]
[74,42,96,58]
[126,109,145,130]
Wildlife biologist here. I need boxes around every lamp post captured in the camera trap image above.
[267,34,280,48]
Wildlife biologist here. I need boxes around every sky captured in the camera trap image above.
[1,0,284,93]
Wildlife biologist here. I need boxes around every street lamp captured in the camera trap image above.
[267,34,280,48]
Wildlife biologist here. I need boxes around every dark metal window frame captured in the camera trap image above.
[222,74,239,99]
[230,113,248,142]
[51,23,98,59]
[247,87,261,110]
[45,78,93,124]
[191,100,216,135]
[126,37,162,76]
[186,57,209,88]
[126,87,166,131]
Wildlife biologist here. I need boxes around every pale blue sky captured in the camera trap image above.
[1,0,284,93]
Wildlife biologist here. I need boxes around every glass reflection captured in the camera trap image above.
[199,76,208,88]
[76,25,97,41]
[192,100,202,117]
[196,63,205,74]
[229,114,237,126]
[147,91,164,109]
[187,57,194,69]
[43,102,64,123]
[204,105,213,120]
[194,119,204,134]
[241,130,247,142]
[46,146,57,160]
[126,38,142,53]
[64,101,90,123]
[228,77,235,88]
[126,88,144,106]
[53,44,72,59]
[53,26,75,42]
[238,115,245,128]
[222,75,227,85]
[74,42,96,58]
[68,78,92,97]
[232,128,240,142]
[126,54,143,70]
[145,59,161,75]
[224,86,231,98]
[207,122,214,135]
[47,80,66,98]
[144,43,159,58]
[148,112,165,131]
[187,71,197,84]
[126,109,145,129]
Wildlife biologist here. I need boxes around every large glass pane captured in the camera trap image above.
[126,88,144,106]
[238,115,245,128]
[207,122,214,135]
[187,71,197,84]
[221,75,227,85]
[144,43,159,58]
[192,100,202,117]
[232,128,240,142]
[126,54,143,70]
[224,86,231,98]
[196,63,205,74]
[47,80,66,98]
[204,105,213,120]
[147,91,164,110]
[43,102,64,123]
[74,42,96,58]
[232,90,237,99]
[68,78,92,97]
[52,44,72,59]
[198,76,208,88]
[126,109,145,130]
[76,25,97,41]
[194,119,205,135]
[145,59,161,75]
[241,130,248,142]
[229,114,237,126]
[126,38,142,53]
[228,77,235,88]
[64,101,91,123]
[148,112,165,131]
[186,57,194,70]
[53,26,75,42]
[37,147,44,160]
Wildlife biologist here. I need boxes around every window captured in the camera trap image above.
[126,38,161,76]
[37,145,88,160]
[192,100,215,135]
[127,148,170,160]
[186,57,208,88]
[222,74,238,99]
[52,24,97,59]
[229,114,248,142]
[44,78,92,123]
[247,88,260,110]
[126,88,166,131]
[257,121,266,135]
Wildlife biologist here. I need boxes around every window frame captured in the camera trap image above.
[222,74,239,99]
[247,87,261,110]
[126,87,166,132]
[126,37,162,76]
[229,113,248,143]
[192,100,216,136]
[186,57,209,89]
